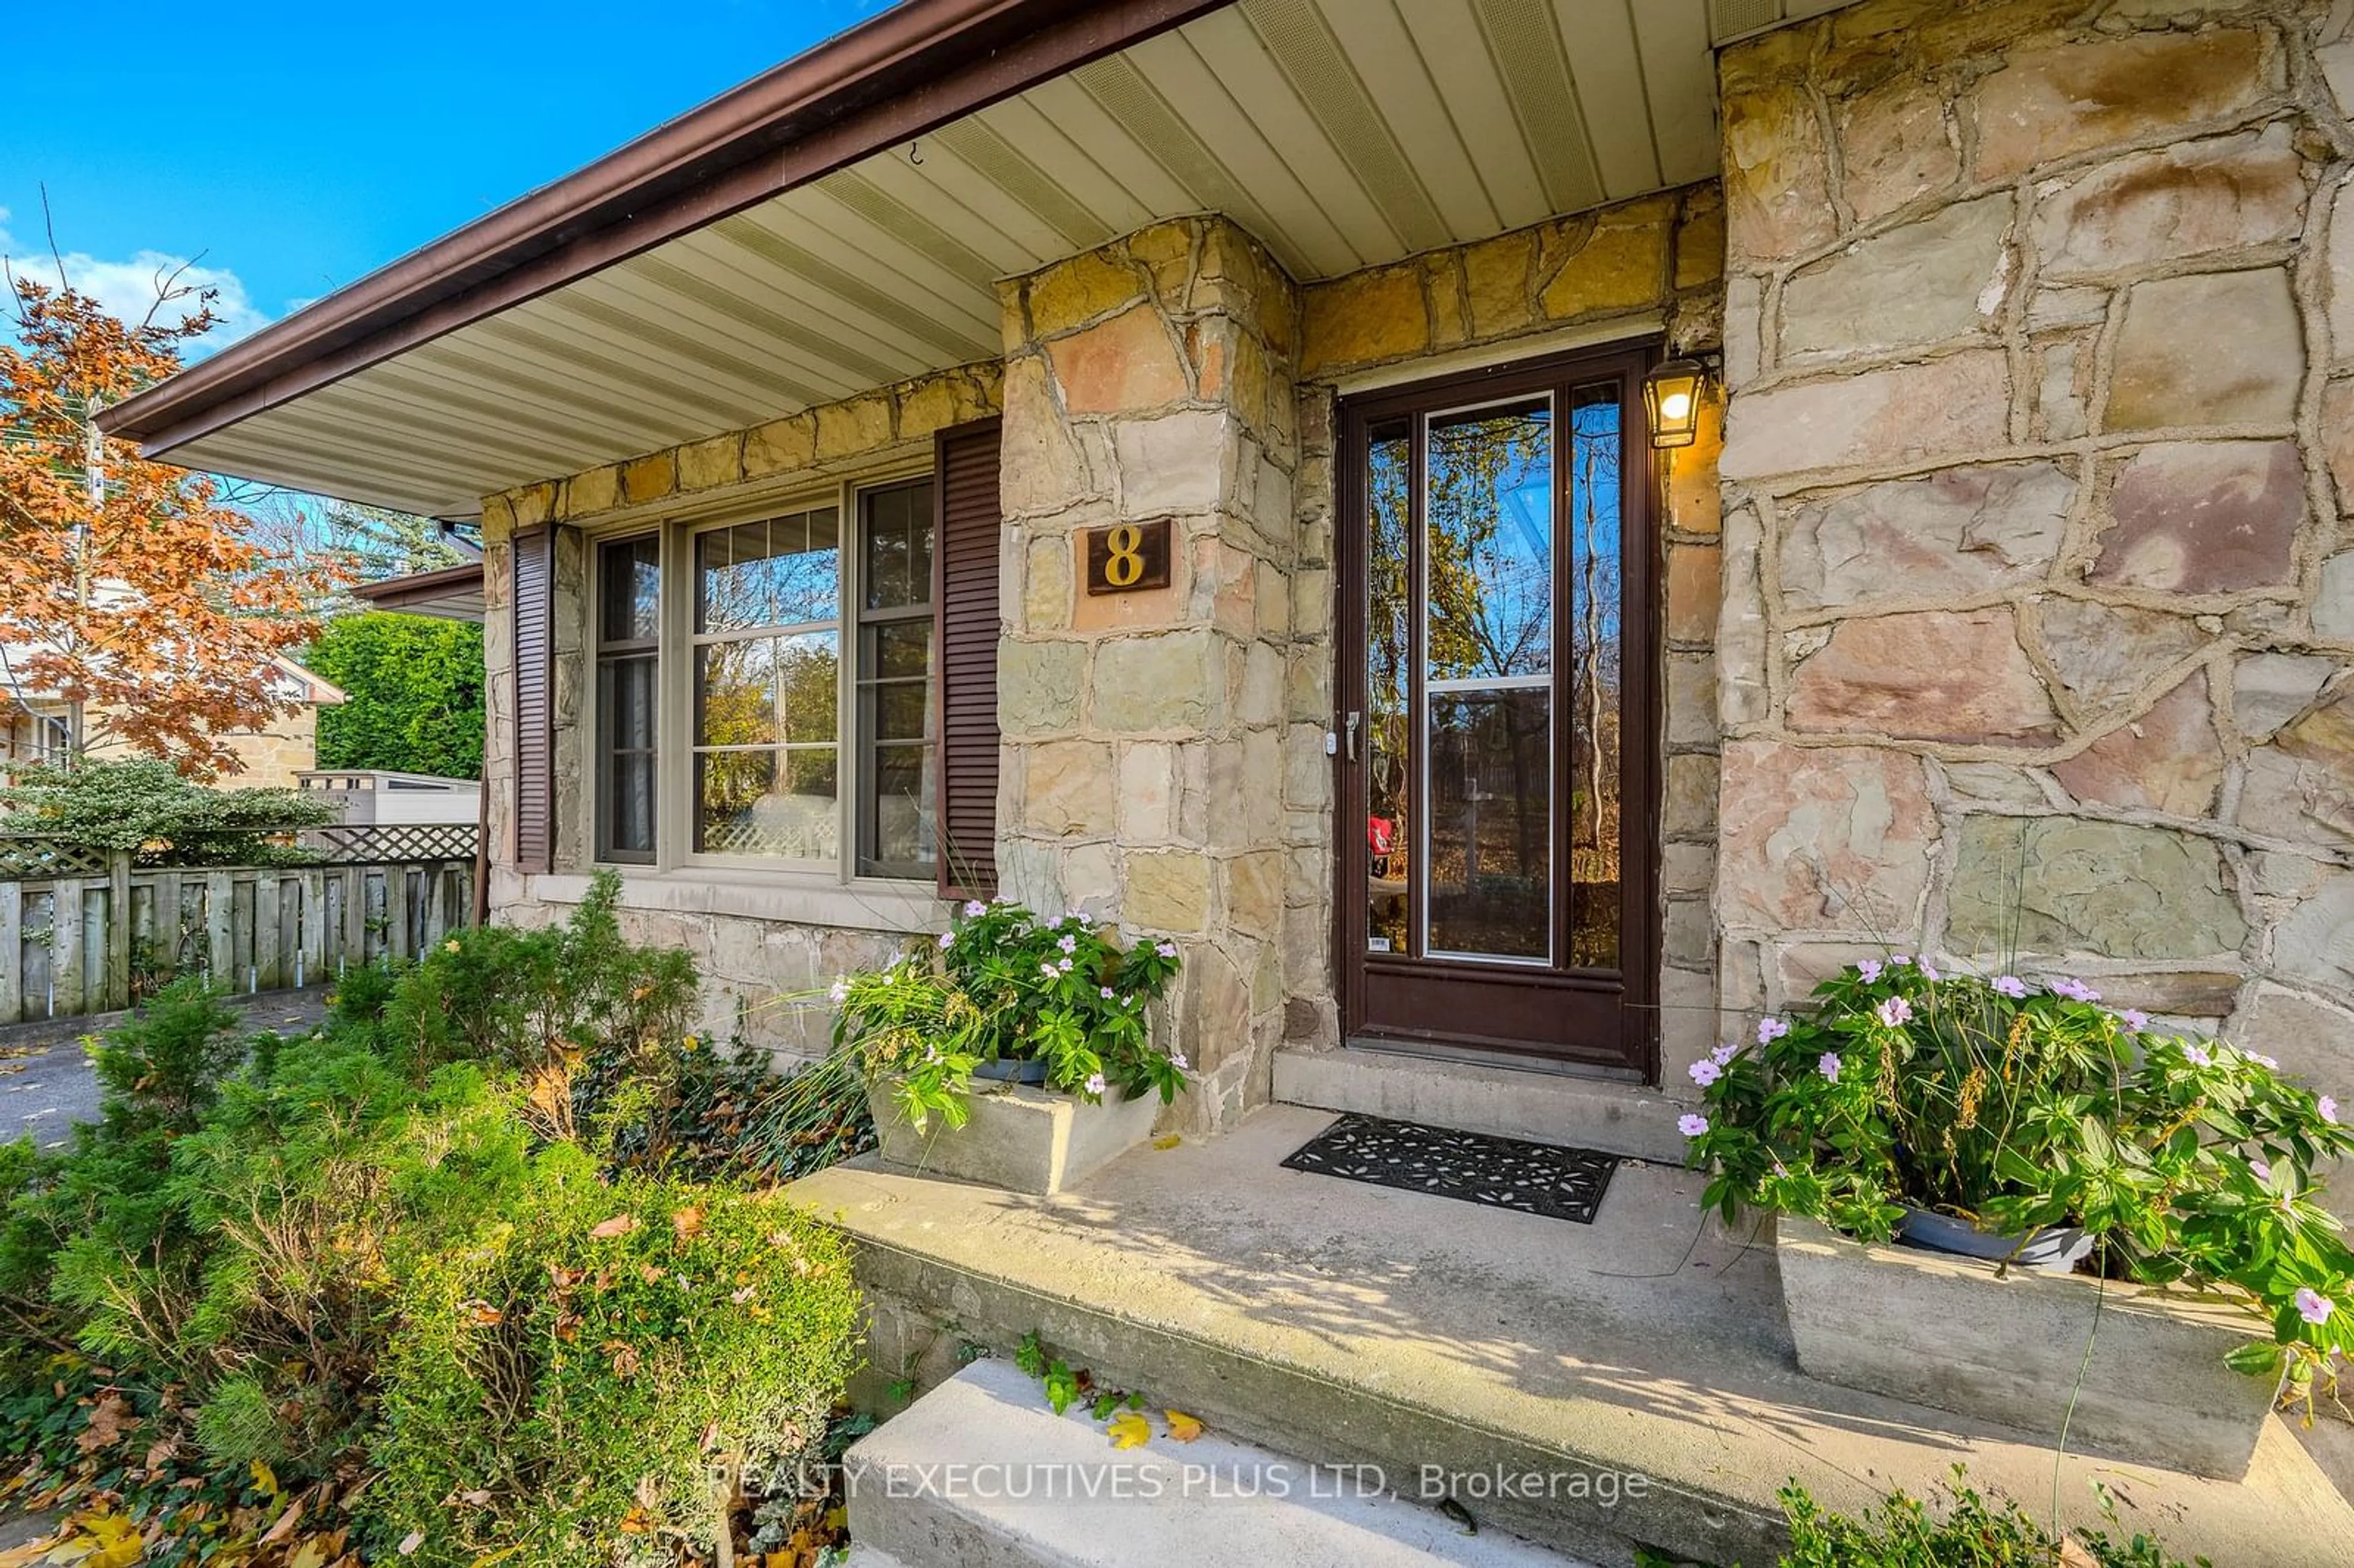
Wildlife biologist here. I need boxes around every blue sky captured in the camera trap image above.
[3,1,891,353]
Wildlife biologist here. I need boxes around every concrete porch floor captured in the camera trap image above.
[787,1104,2354,1568]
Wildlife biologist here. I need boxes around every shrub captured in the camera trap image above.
[0,872,864,1566]
[832,897,1185,1130]
[1685,960,2354,1395]
[0,758,337,866]
[302,611,486,780]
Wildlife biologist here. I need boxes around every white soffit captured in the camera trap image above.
[177,0,1731,517]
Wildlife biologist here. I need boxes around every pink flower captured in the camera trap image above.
[1992,975,2027,999]
[1100,986,1115,1000]
[1891,954,1911,966]
[2249,1051,2280,1070]
[1919,962,1941,981]
[1875,995,1914,1027]
[1057,956,1074,973]
[1688,1058,1722,1087]
[1084,1073,1108,1096]
[1156,942,1179,959]
[2118,1009,2149,1032]
[1057,934,1078,954]
[2297,1288,2335,1326]
[1711,1043,1739,1067]
[1040,962,1059,978]
[2250,1158,2272,1183]
[828,977,849,1004]
[2322,1095,2340,1125]
[1169,1052,1188,1070]
[1857,959,1884,984]
[937,932,954,950]
[1756,1017,1791,1046]
[1678,1113,1710,1138]
[2183,1043,2212,1068]
[2052,978,2101,1003]
[963,900,988,918]
[1818,1052,1842,1083]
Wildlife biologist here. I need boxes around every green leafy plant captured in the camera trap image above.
[0,757,337,866]
[1773,1472,2202,1567]
[831,898,1186,1131]
[0,871,867,1567]
[1685,960,2354,1396]
[302,610,485,778]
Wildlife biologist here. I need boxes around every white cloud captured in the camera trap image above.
[0,208,271,355]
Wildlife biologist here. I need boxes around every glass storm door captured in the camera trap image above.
[1337,347,1657,1075]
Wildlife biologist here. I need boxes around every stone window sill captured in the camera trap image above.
[525,868,947,935]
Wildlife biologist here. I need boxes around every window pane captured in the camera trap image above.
[875,680,931,743]
[696,520,770,633]
[600,535,660,643]
[696,509,840,632]
[696,748,839,859]
[873,619,929,678]
[1426,687,1550,961]
[866,742,936,875]
[605,654,657,751]
[696,641,777,748]
[777,509,841,626]
[863,480,935,611]
[1568,384,1623,969]
[1366,417,1411,957]
[1426,400,1553,682]
[777,631,839,744]
[606,752,655,858]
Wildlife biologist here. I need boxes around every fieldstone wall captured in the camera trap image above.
[1289,185,1731,1086]
[477,362,1003,1051]
[1714,0,2354,1091]
[995,216,1304,1130]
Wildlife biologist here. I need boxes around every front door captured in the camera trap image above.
[1335,345,1658,1076]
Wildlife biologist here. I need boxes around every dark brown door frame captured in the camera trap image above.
[1331,340,1664,1083]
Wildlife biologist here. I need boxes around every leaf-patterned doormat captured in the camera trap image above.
[1280,1112,1618,1224]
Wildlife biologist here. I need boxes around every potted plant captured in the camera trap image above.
[829,899,1186,1195]
[1682,958,2354,1479]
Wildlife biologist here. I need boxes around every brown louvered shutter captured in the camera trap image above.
[934,418,1003,899]
[511,526,555,875]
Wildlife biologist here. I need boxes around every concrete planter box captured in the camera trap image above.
[866,1078,1158,1196]
[1777,1215,2279,1480]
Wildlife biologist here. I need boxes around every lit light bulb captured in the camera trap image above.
[1658,390,1691,422]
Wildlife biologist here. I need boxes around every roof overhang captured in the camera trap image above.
[351,561,488,623]
[100,0,1805,519]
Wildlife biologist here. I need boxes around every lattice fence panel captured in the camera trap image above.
[305,823,480,865]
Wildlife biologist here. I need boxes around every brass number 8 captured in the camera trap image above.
[1103,524,1145,588]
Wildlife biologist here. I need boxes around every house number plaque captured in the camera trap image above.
[1084,519,1172,595]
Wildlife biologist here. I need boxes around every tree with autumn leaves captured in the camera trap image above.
[0,273,345,779]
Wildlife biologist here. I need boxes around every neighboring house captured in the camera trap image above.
[94,1,2354,1553]
[1,655,346,788]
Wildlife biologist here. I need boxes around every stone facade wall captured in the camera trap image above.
[1714,0,2354,1093]
[477,362,1002,1051]
[995,216,1304,1130]
[1289,185,1731,1085]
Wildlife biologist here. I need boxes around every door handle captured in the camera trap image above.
[1344,711,1360,762]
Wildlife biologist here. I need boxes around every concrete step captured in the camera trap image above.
[1274,1043,1689,1163]
[791,1105,2354,1568]
[845,1358,1587,1567]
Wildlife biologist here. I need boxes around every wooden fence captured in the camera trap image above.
[0,826,479,1024]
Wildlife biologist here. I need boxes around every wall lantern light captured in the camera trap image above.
[1642,357,1711,450]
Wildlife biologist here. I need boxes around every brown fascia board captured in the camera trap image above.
[99,0,1233,457]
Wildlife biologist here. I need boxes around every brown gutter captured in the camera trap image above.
[352,561,487,620]
[99,0,1233,457]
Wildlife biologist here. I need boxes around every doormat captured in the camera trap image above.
[1280,1113,1618,1225]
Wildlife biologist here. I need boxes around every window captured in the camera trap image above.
[855,479,935,878]
[589,473,944,881]
[595,535,659,862]
[692,506,842,861]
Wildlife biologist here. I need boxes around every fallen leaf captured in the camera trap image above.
[1151,1134,1183,1150]
[251,1458,280,1499]
[398,1529,425,1556]
[671,1206,704,1241]
[589,1214,639,1239]
[74,1393,129,1454]
[1106,1410,1151,1450]
[261,1498,304,1543]
[1164,1409,1203,1442]
[618,1504,655,1535]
